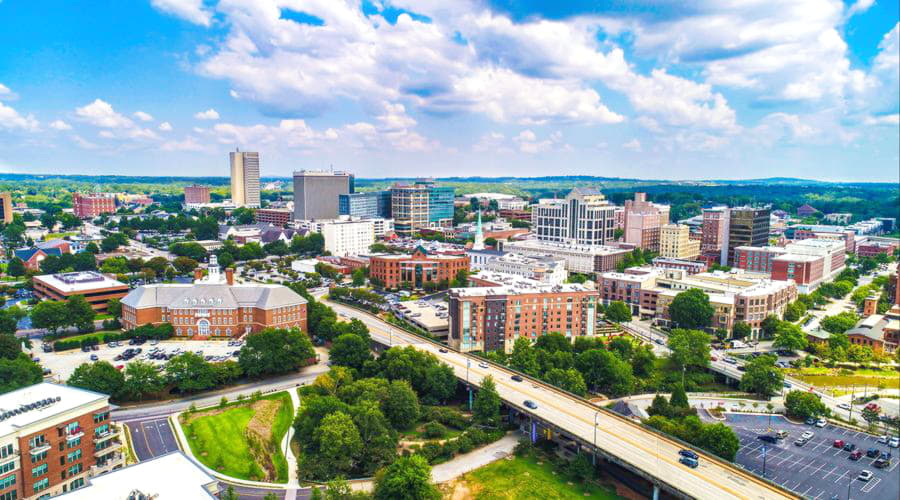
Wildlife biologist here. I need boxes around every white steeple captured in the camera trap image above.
[472,209,485,250]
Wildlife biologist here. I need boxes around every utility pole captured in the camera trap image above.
[762,445,767,478]
[592,411,599,466]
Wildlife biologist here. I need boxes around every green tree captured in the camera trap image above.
[374,454,440,500]
[122,360,165,400]
[668,289,714,330]
[106,298,122,319]
[312,411,362,477]
[667,329,711,371]
[294,395,351,445]
[350,400,398,476]
[238,328,316,378]
[66,295,96,331]
[165,352,216,393]
[784,390,828,419]
[351,268,366,287]
[772,323,807,352]
[421,362,457,404]
[544,368,587,396]
[607,336,634,361]
[6,257,26,277]
[820,312,859,334]
[30,300,70,334]
[0,355,42,395]
[330,333,372,371]
[575,349,634,396]
[382,380,420,430]
[0,334,21,359]
[670,383,689,409]
[739,355,784,398]
[631,345,657,378]
[473,375,501,426]
[731,321,751,340]
[68,361,125,399]
[605,301,632,323]
[0,310,18,336]
[172,256,199,275]
[827,332,850,353]
[698,423,740,461]
[533,332,572,353]
[760,315,782,338]
[509,337,540,377]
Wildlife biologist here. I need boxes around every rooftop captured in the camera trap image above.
[505,239,630,255]
[121,282,307,310]
[34,271,127,292]
[0,383,107,436]
[451,281,595,298]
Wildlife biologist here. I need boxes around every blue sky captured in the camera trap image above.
[0,0,897,181]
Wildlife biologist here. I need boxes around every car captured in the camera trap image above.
[114,354,123,361]
[890,437,900,448]
[849,450,862,461]
[724,357,737,364]
[678,449,699,460]
[478,362,488,369]
[710,356,718,362]
[843,443,856,452]
[878,435,889,444]
[867,448,880,458]
[805,417,817,425]
[150,339,159,346]
[81,346,91,352]
[90,354,99,361]
[42,344,53,353]
[115,364,124,371]
[857,470,873,482]
[815,418,827,428]
[736,366,746,372]
[523,400,538,410]
[801,431,814,440]
[783,382,792,389]
[511,375,524,382]
[758,435,778,444]
[838,403,851,411]
[654,338,664,345]
[794,437,808,447]
[874,458,890,469]
[880,451,892,460]
[865,402,879,411]
[679,456,699,468]
[834,440,845,448]
[776,430,789,439]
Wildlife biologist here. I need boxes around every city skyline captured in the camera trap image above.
[0,1,898,182]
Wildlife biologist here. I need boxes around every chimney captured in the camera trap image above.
[194,268,203,281]
[225,268,234,286]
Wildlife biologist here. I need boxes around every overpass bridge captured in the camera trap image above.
[328,299,798,500]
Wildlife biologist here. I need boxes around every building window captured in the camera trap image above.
[67,464,82,477]
[67,449,82,463]
[0,445,12,459]
[93,411,109,424]
[30,451,47,463]
[0,490,16,500]
[0,474,15,490]
[32,464,48,478]
[33,478,49,493]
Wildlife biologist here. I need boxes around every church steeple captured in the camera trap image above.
[472,209,485,250]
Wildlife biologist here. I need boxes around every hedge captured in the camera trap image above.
[53,323,174,351]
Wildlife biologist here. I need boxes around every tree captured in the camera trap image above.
[294,395,351,445]
[68,361,125,399]
[165,352,216,393]
[667,329,711,371]
[731,321,751,340]
[631,345,657,378]
[351,268,366,287]
[827,332,850,353]
[533,332,572,353]
[66,295,96,331]
[544,368,587,396]
[330,333,372,371]
[311,411,362,477]
[772,323,807,352]
[739,355,783,398]
[30,300,69,334]
[350,400,398,475]
[670,383,689,409]
[106,298,122,319]
[382,380,420,430]
[451,269,469,288]
[509,337,540,377]
[820,312,859,334]
[374,455,440,500]
[0,310,18,336]
[575,349,634,396]
[784,390,828,419]
[607,336,634,361]
[782,302,803,322]
[421,363,457,404]
[699,423,740,461]
[122,361,165,400]
[647,394,673,418]
[172,256,199,275]
[473,375,501,426]
[668,289,714,330]
[6,257,26,277]
[760,315,781,338]
[605,301,632,323]
[0,334,21,360]
[238,328,316,378]
[0,355,42,395]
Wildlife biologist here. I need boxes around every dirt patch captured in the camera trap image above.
[443,478,480,500]
[180,407,227,426]
[244,399,283,482]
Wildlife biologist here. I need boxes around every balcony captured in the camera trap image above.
[29,443,51,454]
[93,427,120,443]
[90,452,125,476]
[93,440,122,457]
[66,429,85,441]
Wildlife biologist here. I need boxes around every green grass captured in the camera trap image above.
[183,392,293,483]
[400,424,465,441]
[787,366,900,389]
[45,232,77,240]
[459,449,622,500]
[49,330,122,344]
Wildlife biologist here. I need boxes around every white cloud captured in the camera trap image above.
[473,132,513,153]
[846,0,875,17]
[161,136,206,152]
[158,122,173,132]
[509,129,568,154]
[150,0,212,27]
[72,135,99,150]
[194,109,220,120]
[75,99,134,128]
[864,114,900,126]
[133,111,154,122]
[622,138,642,152]
[0,83,15,101]
[0,101,39,131]
[49,120,72,131]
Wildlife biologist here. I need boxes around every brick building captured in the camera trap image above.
[33,272,129,313]
[0,383,125,500]
[120,256,307,339]
[369,246,469,289]
[255,208,293,226]
[72,193,116,219]
[183,184,211,205]
[856,241,899,258]
[598,268,660,315]
[448,282,600,353]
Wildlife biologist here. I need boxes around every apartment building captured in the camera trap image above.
[293,170,353,220]
[502,239,630,275]
[701,206,728,261]
[338,191,392,219]
[369,247,469,289]
[469,252,568,285]
[448,282,600,353]
[599,267,660,315]
[532,188,616,246]
[255,208,292,226]
[622,193,670,251]
[650,257,708,275]
[229,150,261,208]
[183,184,210,205]
[659,224,701,260]
[320,219,375,257]
[32,272,129,313]
[120,256,307,338]
[734,246,786,273]
[72,193,116,219]
[0,383,125,500]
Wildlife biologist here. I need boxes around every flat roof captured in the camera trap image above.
[451,282,595,297]
[394,301,448,331]
[58,451,218,500]
[34,271,127,293]
[0,383,107,437]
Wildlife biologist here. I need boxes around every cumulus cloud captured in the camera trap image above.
[0,83,15,100]
[49,120,72,131]
[622,139,642,152]
[194,109,219,120]
[75,99,134,128]
[0,101,39,131]
[846,0,876,18]
[158,122,173,132]
[161,136,206,152]
[133,111,154,122]
[150,0,212,27]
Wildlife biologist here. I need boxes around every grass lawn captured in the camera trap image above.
[454,449,622,500]
[400,424,465,441]
[49,330,122,344]
[183,392,294,483]
[788,366,900,389]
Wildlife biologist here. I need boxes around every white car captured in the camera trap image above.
[878,435,889,444]
[838,403,851,411]
[801,431,814,440]
[890,437,900,448]
[815,418,827,428]
[857,470,873,482]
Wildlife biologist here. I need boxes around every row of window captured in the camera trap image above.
[0,446,12,459]
[0,474,14,490]
[0,489,16,500]
[0,461,14,475]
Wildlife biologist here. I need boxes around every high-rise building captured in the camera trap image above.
[183,184,211,205]
[723,207,770,265]
[659,224,701,260]
[293,170,352,220]
[701,207,728,260]
[72,193,116,219]
[531,188,616,246]
[339,190,392,219]
[390,180,454,235]
[319,219,376,257]
[622,193,670,251]
[229,150,261,208]
[0,192,11,224]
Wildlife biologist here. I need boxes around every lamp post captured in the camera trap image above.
[762,444,767,478]
[592,411,599,465]
[466,359,472,410]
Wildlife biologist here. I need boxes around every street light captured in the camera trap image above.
[762,444,767,478]
[592,411,599,465]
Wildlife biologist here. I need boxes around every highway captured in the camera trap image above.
[327,299,797,500]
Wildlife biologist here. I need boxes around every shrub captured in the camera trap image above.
[422,421,447,439]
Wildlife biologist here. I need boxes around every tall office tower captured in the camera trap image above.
[531,187,616,246]
[659,223,702,259]
[183,184,211,205]
[724,207,771,265]
[293,170,353,220]
[391,183,430,235]
[230,150,261,208]
[701,207,728,254]
[622,192,669,251]
[0,192,11,224]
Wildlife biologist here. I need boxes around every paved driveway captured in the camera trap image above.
[123,417,180,462]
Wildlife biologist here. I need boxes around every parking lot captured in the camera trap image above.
[726,414,898,499]
[32,339,242,380]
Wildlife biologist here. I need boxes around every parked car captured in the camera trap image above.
[511,375,523,382]
[679,456,699,468]
[801,431,814,440]
[834,440,845,448]
[867,448,880,458]
[90,354,99,361]
[438,348,448,353]
[874,458,890,469]
[776,430,789,439]
[805,417,816,425]
[478,362,488,369]
[523,400,538,410]
[857,470,873,482]
[890,437,900,448]
[758,435,778,444]
[880,451,892,460]
[849,450,862,461]
[815,418,827,428]
[794,437,808,447]
[838,403,851,411]
[878,435,889,444]
[843,443,856,452]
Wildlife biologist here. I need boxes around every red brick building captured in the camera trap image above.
[72,193,116,219]
[856,241,899,258]
[255,208,293,226]
[183,184,211,204]
[369,246,469,289]
[771,254,824,288]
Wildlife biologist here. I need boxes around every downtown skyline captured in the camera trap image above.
[0,0,898,182]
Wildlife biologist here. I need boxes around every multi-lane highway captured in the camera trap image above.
[327,299,797,500]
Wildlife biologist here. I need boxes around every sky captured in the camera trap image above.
[0,0,898,181]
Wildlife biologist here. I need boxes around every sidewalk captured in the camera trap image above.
[281,389,301,487]
[431,433,519,483]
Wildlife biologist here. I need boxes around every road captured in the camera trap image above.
[327,299,796,500]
